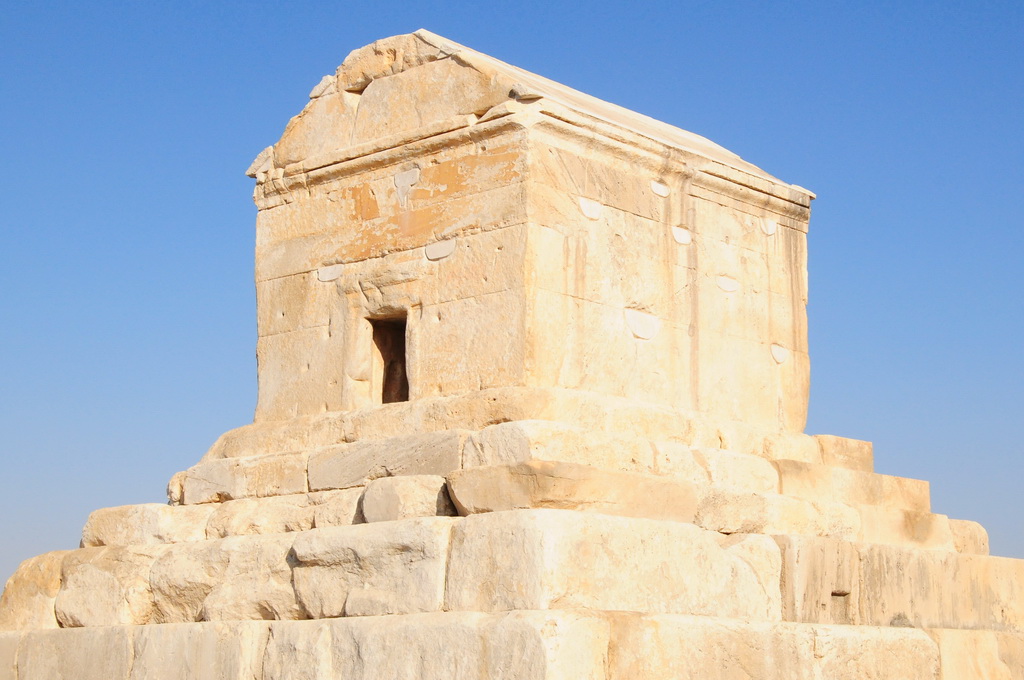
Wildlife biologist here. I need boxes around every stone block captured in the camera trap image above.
[777,535,1024,630]
[776,535,862,626]
[82,503,215,546]
[446,509,781,619]
[292,517,456,618]
[181,453,308,504]
[308,488,365,527]
[261,610,608,680]
[55,545,165,627]
[950,518,990,555]
[928,629,1017,680]
[692,447,780,493]
[361,475,455,522]
[308,430,467,492]
[774,459,930,511]
[815,434,874,472]
[855,505,955,550]
[130,621,271,680]
[0,551,68,631]
[607,614,939,680]
[464,420,654,473]
[205,495,314,539]
[149,533,300,623]
[697,491,860,541]
[17,626,134,680]
[761,431,823,464]
[447,460,697,522]
[0,632,18,680]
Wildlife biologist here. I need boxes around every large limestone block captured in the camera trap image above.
[82,503,215,547]
[0,550,68,631]
[464,420,653,473]
[181,452,308,504]
[446,460,698,522]
[815,434,874,472]
[55,545,165,627]
[928,629,1019,680]
[308,487,365,527]
[774,459,930,511]
[149,533,301,623]
[0,633,18,680]
[697,490,860,541]
[950,518,990,555]
[130,621,271,680]
[307,430,467,492]
[777,535,1024,630]
[291,517,456,618]
[361,475,455,522]
[607,614,939,680]
[205,494,314,538]
[17,626,134,680]
[262,610,608,680]
[446,509,781,619]
[855,505,955,550]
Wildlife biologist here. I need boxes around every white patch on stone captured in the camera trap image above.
[578,197,602,220]
[425,239,457,261]
[671,226,693,245]
[651,180,671,197]
[395,167,421,209]
[770,344,790,364]
[717,276,740,293]
[625,309,661,340]
[761,218,778,236]
[317,264,345,282]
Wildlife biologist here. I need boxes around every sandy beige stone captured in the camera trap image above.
[0,632,18,680]
[308,487,365,527]
[361,475,455,522]
[149,533,300,623]
[607,614,939,680]
[815,434,874,472]
[774,459,930,511]
[55,545,165,627]
[950,518,990,555]
[928,629,1016,680]
[130,621,271,680]
[446,509,780,619]
[855,505,955,550]
[778,535,1024,630]
[307,431,467,492]
[447,460,698,522]
[262,610,608,680]
[697,490,860,540]
[0,551,68,631]
[181,452,308,504]
[464,420,653,472]
[82,503,215,546]
[205,494,314,538]
[17,626,134,680]
[292,517,456,618]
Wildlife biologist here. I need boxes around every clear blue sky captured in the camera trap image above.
[1,1,1021,582]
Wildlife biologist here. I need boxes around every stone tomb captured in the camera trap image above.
[2,30,1022,679]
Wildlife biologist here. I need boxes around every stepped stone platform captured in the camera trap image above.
[2,30,1022,679]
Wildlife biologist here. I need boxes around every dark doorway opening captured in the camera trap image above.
[371,316,409,403]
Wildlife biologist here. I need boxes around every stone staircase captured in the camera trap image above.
[2,419,1021,678]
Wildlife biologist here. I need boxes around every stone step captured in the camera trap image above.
[82,475,457,549]
[4,614,1022,679]
[180,419,883,508]
[3,511,783,629]
[776,534,1024,632]
[773,459,930,512]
